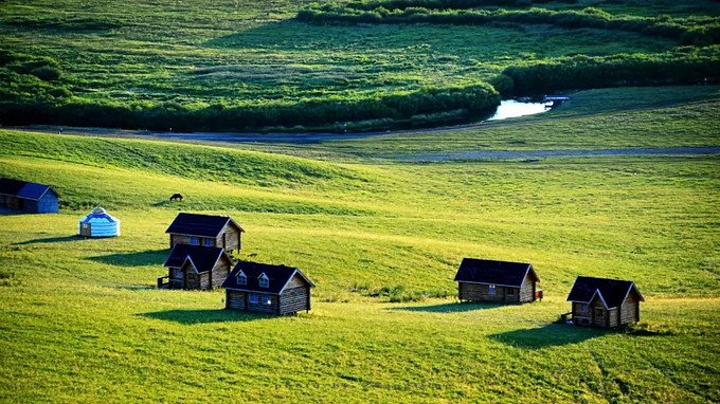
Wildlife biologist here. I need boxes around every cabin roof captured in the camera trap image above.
[164,244,228,273]
[223,260,314,294]
[165,213,243,237]
[567,276,643,308]
[0,178,57,201]
[454,258,538,287]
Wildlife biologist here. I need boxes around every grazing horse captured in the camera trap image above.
[170,193,183,201]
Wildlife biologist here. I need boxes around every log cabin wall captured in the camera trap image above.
[218,223,241,251]
[246,294,278,314]
[459,283,520,303]
[279,276,311,314]
[620,293,640,324]
[519,274,535,302]
[210,259,230,289]
[591,300,609,327]
[226,290,246,310]
[170,234,192,248]
[572,302,592,326]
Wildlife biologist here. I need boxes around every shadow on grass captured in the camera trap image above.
[489,323,609,349]
[13,235,83,245]
[140,309,266,324]
[387,302,504,313]
[88,249,168,267]
[117,285,155,291]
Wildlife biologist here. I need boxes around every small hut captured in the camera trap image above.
[565,276,644,328]
[223,261,315,315]
[0,178,59,214]
[165,213,244,253]
[454,258,540,304]
[78,207,120,237]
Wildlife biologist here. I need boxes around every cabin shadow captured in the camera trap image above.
[88,249,168,267]
[140,309,266,324]
[489,323,609,349]
[13,235,83,245]
[387,302,504,313]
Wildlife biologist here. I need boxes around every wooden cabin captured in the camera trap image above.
[161,245,232,290]
[0,178,59,214]
[222,261,315,315]
[454,258,540,303]
[165,213,243,253]
[566,276,644,328]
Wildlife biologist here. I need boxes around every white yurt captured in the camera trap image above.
[78,207,120,237]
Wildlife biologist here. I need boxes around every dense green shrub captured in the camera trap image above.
[30,66,61,81]
[346,0,577,11]
[0,83,500,132]
[500,46,720,95]
[298,5,719,44]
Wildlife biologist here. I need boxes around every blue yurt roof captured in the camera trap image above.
[79,207,119,223]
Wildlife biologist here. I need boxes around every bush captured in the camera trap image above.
[30,66,61,81]
[0,83,500,132]
[297,4,719,44]
[501,46,720,95]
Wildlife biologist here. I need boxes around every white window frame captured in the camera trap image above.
[488,284,496,296]
[237,271,247,285]
[249,294,258,304]
[259,273,269,288]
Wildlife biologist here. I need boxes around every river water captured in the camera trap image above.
[488,99,552,121]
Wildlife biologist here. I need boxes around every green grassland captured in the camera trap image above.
[5,0,717,130]
[1,86,720,401]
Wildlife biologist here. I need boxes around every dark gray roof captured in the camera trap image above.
[567,276,643,308]
[163,244,228,273]
[223,261,314,294]
[0,178,57,201]
[165,213,243,237]
[454,258,538,287]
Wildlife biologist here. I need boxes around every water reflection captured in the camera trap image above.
[488,99,552,121]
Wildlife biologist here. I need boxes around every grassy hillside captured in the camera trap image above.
[5,0,716,130]
[1,85,720,401]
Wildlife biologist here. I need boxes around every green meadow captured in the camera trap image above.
[4,0,719,130]
[1,85,720,402]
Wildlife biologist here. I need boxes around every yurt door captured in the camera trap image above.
[81,223,91,237]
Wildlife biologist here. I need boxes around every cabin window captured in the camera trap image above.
[488,284,496,295]
[595,308,604,318]
[249,294,258,304]
[259,273,269,288]
[237,271,247,285]
[580,304,589,312]
[203,238,213,247]
[190,237,199,245]
[173,269,183,278]
[263,295,272,305]
[507,288,517,296]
